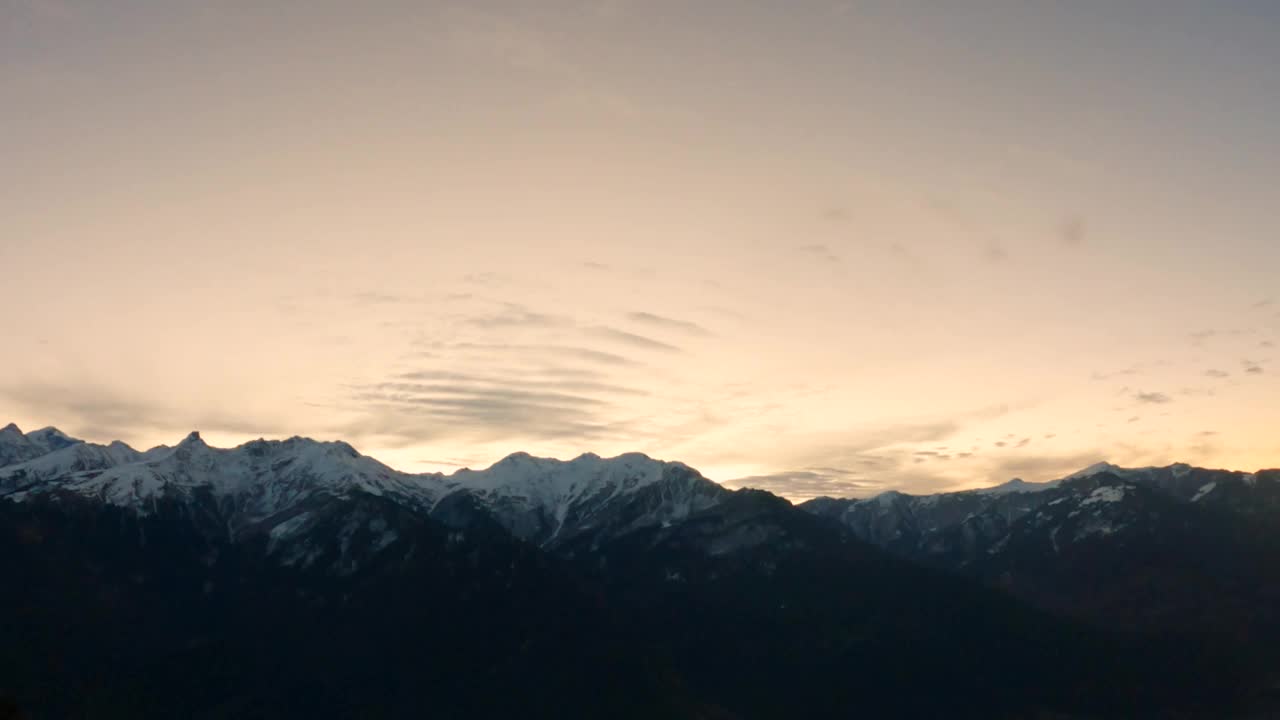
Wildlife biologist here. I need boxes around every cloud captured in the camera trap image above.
[983,240,1008,263]
[821,207,849,223]
[1189,330,1216,346]
[351,291,412,306]
[586,326,683,353]
[707,417,975,499]
[463,304,571,329]
[345,381,633,446]
[988,452,1107,483]
[625,311,712,337]
[462,272,506,287]
[396,370,644,396]
[1205,369,1230,378]
[1092,368,1139,381]
[417,457,477,469]
[798,244,840,263]
[1134,391,1172,404]
[728,460,958,501]
[343,315,674,446]
[0,381,276,446]
[370,382,609,408]
[726,468,878,501]
[422,342,644,367]
[1059,217,1085,247]
[1243,360,1265,375]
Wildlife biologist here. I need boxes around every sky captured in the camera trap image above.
[3,0,1279,500]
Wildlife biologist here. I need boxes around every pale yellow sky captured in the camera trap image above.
[3,1,1278,499]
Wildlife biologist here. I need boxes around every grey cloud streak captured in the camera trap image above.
[586,326,683,353]
[417,342,645,368]
[463,304,572,329]
[0,381,277,447]
[725,469,879,501]
[626,311,713,338]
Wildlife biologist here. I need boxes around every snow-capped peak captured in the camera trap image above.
[0,439,145,494]
[440,450,724,546]
[449,451,671,503]
[1065,462,1124,480]
[0,424,743,550]
[25,426,83,453]
[3,432,445,526]
[0,422,46,467]
[977,477,1061,496]
[29,426,74,442]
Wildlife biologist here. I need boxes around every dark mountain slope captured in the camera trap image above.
[0,493,703,720]
[0,433,1272,718]
[561,489,1254,719]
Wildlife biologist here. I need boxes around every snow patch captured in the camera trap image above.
[1081,486,1126,505]
[269,512,313,540]
[1192,482,1217,502]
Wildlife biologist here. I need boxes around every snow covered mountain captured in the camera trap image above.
[440,451,727,547]
[2,422,1276,717]
[0,426,726,554]
[801,461,1280,640]
[801,461,1278,567]
[6,424,1275,568]
[0,423,67,467]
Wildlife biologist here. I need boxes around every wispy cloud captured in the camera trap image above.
[351,291,414,306]
[626,311,712,337]
[417,341,645,368]
[983,240,1009,263]
[1134,391,1172,404]
[988,451,1105,483]
[463,303,571,329]
[344,380,635,446]
[711,412,1010,499]
[1189,330,1216,346]
[1059,217,1085,247]
[797,243,840,263]
[0,381,276,446]
[1092,365,1143,381]
[586,326,683,353]
[726,468,878,501]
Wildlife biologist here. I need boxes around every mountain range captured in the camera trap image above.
[2,422,1278,718]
